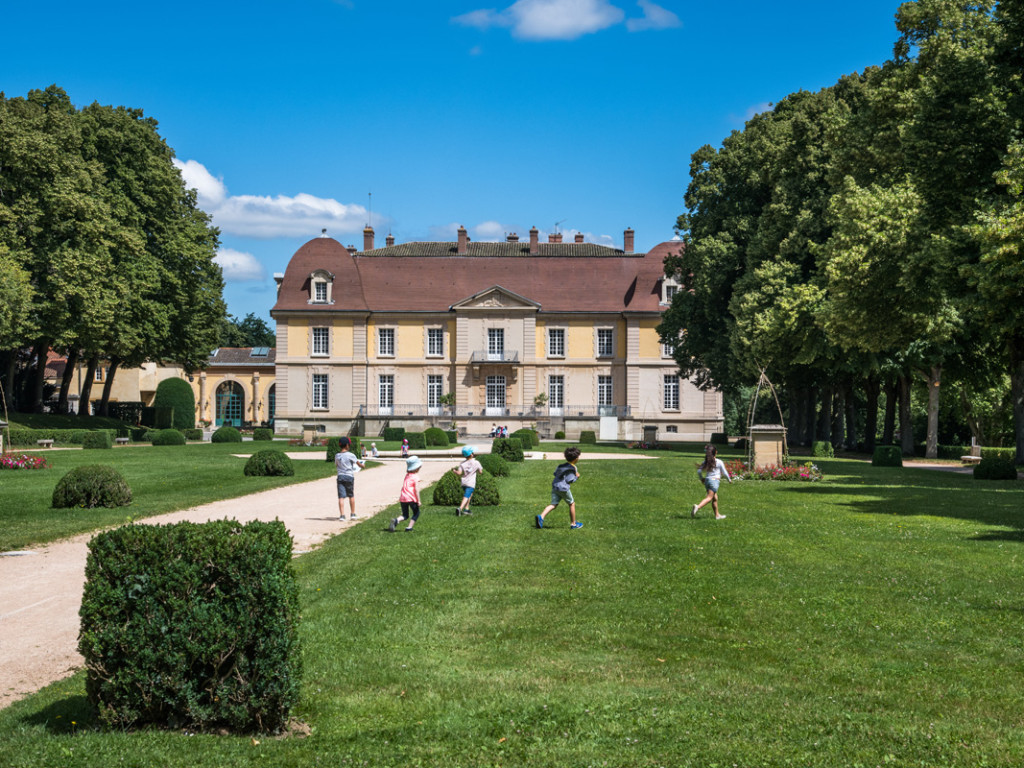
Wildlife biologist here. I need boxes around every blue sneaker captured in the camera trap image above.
[535,515,543,529]
[570,521,583,530]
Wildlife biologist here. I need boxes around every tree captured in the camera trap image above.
[218,313,276,348]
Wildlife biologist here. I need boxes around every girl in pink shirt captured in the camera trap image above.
[390,456,422,532]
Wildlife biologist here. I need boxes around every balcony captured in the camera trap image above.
[358,403,631,419]
[469,350,520,365]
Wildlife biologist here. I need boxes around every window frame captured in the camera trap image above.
[596,327,614,358]
[663,374,680,411]
[378,327,396,358]
[426,327,444,358]
[597,375,613,407]
[312,373,329,410]
[547,327,566,358]
[311,326,330,357]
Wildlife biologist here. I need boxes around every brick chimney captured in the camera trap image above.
[347,244,357,256]
[457,225,469,255]
[506,232,519,242]
[574,233,584,243]
[385,233,395,247]
[624,227,635,252]
[363,226,375,251]
[529,226,539,255]
[548,232,563,243]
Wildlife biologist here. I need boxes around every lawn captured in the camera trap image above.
[2,455,1023,766]
[0,443,337,551]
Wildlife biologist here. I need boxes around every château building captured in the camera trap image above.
[270,226,722,441]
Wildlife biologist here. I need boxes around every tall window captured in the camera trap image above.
[597,328,614,357]
[547,327,565,357]
[487,328,505,360]
[314,281,328,302]
[486,375,506,412]
[94,367,105,382]
[378,327,395,357]
[598,375,613,407]
[428,374,443,412]
[312,374,328,409]
[664,375,680,410]
[548,375,564,410]
[379,374,394,411]
[427,327,444,357]
[312,327,329,356]
[665,283,678,303]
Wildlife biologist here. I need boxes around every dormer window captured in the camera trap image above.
[308,270,335,304]
[662,277,680,305]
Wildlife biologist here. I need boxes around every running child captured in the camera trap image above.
[389,455,422,532]
[692,443,732,520]
[452,445,482,516]
[335,436,366,520]
[536,446,583,529]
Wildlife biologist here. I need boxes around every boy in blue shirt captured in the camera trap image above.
[536,446,583,530]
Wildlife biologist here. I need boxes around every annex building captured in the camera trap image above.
[270,226,722,442]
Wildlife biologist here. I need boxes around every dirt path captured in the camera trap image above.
[0,444,654,710]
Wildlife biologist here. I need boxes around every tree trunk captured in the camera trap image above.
[806,386,818,444]
[845,381,858,450]
[1,351,14,415]
[882,379,897,445]
[57,348,79,414]
[1011,335,1024,466]
[78,357,99,418]
[99,357,121,417]
[899,374,914,456]
[960,385,984,447]
[31,339,49,413]
[833,387,846,449]
[864,373,880,453]
[925,364,941,459]
[788,388,803,446]
[818,384,832,446]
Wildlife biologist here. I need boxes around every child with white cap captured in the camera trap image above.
[390,455,422,532]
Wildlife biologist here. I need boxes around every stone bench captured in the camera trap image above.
[115,437,130,445]
[960,455,982,464]
[36,439,54,449]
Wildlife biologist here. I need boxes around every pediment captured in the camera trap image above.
[450,285,540,311]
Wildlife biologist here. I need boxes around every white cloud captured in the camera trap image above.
[174,158,373,239]
[215,248,266,282]
[625,0,681,32]
[473,221,507,241]
[454,0,624,41]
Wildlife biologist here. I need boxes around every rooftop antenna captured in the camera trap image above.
[554,218,566,234]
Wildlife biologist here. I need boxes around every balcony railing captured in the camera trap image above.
[469,350,520,364]
[358,404,631,418]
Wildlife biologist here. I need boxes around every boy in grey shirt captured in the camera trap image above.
[335,437,366,520]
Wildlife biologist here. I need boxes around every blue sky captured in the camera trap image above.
[4,0,902,324]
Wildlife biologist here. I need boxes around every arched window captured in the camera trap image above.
[215,381,245,427]
[267,383,276,425]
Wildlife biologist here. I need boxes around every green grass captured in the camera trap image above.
[0,443,337,550]
[2,455,1024,765]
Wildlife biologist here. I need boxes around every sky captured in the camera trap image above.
[4,0,904,324]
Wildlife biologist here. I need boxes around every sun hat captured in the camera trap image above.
[406,455,422,472]
[461,445,476,457]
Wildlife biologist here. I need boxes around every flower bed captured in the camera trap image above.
[1,453,50,470]
[725,458,823,482]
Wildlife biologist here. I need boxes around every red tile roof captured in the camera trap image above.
[272,237,681,315]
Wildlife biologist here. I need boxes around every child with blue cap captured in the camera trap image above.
[452,445,482,516]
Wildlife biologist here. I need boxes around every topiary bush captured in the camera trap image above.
[53,465,132,509]
[212,426,243,443]
[253,428,273,441]
[406,432,427,450]
[383,427,406,442]
[478,452,511,477]
[872,446,903,467]
[153,378,196,430]
[424,427,449,447]
[244,450,294,477]
[710,432,728,445]
[326,437,342,462]
[733,437,749,450]
[981,447,1016,461]
[555,430,566,440]
[974,455,1018,480]
[812,441,835,458]
[511,428,539,448]
[83,431,113,450]
[431,469,500,507]
[78,519,301,733]
[182,428,203,441]
[445,430,458,443]
[491,437,524,463]
[152,428,186,446]
[579,430,597,445]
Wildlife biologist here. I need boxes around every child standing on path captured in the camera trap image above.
[335,436,366,521]
[452,445,483,516]
[692,444,732,520]
[389,456,422,532]
[536,446,583,530]
[401,438,409,458]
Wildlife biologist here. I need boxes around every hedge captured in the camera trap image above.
[383,427,406,442]
[710,432,729,445]
[491,437,524,463]
[140,406,175,430]
[424,427,449,447]
[432,469,500,507]
[245,450,294,477]
[82,431,113,450]
[212,426,243,443]
[555,430,566,440]
[478,453,511,477]
[406,432,427,450]
[445,430,458,443]
[579,430,597,445]
[974,455,1018,480]
[253,428,274,441]
[53,465,132,509]
[5,428,118,447]
[153,378,196,430]
[182,428,203,441]
[511,428,539,448]
[981,447,1016,461]
[872,446,903,467]
[78,519,301,732]
[108,401,144,424]
[152,429,186,446]
[812,441,835,458]
[326,437,361,462]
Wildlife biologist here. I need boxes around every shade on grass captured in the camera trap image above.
[2,456,1023,766]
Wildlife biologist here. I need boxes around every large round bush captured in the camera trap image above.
[478,453,510,477]
[151,428,186,446]
[153,378,197,430]
[212,426,243,443]
[244,450,294,477]
[432,470,500,507]
[253,428,273,441]
[511,428,538,448]
[423,427,449,447]
[53,465,132,509]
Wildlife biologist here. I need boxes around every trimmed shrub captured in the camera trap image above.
[152,429,186,446]
[733,437,749,450]
[424,427,449,447]
[253,428,273,442]
[431,469,500,507]
[974,455,1018,480]
[212,426,243,443]
[511,428,539,448]
[710,432,728,445]
[872,446,903,467]
[326,437,341,462]
[78,519,301,732]
[53,465,132,509]
[492,437,524,463]
[981,447,1016,461]
[130,427,149,442]
[6,427,117,447]
[579,430,597,445]
[478,452,511,477]
[182,428,203,441]
[445,430,458,443]
[812,441,835,458]
[244,450,294,477]
[406,432,427,450]
[937,444,970,460]
[153,378,196,430]
[83,431,113,450]
[555,430,566,440]
[383,427,406,442]
[141,406,175,430]
[108,401,144,424]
